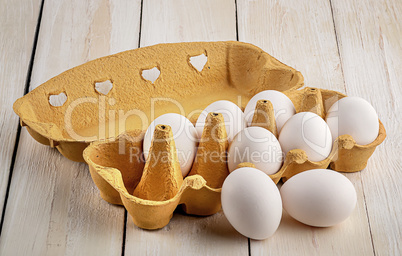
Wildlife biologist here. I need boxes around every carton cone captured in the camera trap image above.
[188,112,229,188]
[299,87,325,117]
[330,121,386,172]
[13,40,386,230]
[84,87,386,230]
[251,99,278,137]
[133,125,183,201]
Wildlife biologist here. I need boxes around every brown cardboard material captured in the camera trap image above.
[268,87,386,182]
[13,41,303,162]
[133,125,183,201]
[299,87,325,117]
[250,99,278,137]
[13,41,386,230]
[83,86,385,230]
[188,112,229,189]
[236,162,256,169]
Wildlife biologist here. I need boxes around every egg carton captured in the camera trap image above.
[83,86,385,229]
[13,41,385,230]
[271,87,386,182]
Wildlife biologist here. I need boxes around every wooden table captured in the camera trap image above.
[0,0,400,255]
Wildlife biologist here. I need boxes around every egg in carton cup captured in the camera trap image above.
[83,112,230,229]
[13,41,385,230]
[256,87,387,183]
[83,86,386,230]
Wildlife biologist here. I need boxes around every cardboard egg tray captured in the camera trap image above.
[13,41,386,230]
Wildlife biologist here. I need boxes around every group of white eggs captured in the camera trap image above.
[142,90,380,240]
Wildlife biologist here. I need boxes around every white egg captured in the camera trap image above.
[143,113,197,177]
[227,127,283,175]
[244,90,296,132]
[279,112,332,162]
[280,169,357,227]
[195,100,246,142]
[326,96,379,145]
[221,167,282,240]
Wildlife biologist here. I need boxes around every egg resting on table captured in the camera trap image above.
[221,167,282,240]
[280,169,357,227]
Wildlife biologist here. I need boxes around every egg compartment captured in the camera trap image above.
[266,87,386,183]
[84,86,385,230]
[12,41,386,230]
[83,112,230,230]
[13,41,303,162]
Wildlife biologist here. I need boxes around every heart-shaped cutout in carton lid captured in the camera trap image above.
[13,41,304,162]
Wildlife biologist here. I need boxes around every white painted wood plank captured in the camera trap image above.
[124,0,249,255]
[0,0,42,219]
[331,0,402,255]
[140,0,237,45]
[237,0,374,255]
[0,0,141,255]
[126,211,246,255]
[237,0,345,91]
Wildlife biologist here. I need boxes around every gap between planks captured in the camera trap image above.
[121,1,144,255]
[328,0,347,93]
[0,0,45,238]
[234,0,249,253]
[328,0,376,255]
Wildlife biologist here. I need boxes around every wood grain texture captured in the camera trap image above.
[124,0,248,255]
[237,0,374,255]
[0,0,141,255]
[140,0,237,45]
[1,0,400,255]
[237,0,345,90]
[331,0,402,255]
[0,0,42,219]
[126,211,247,255]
